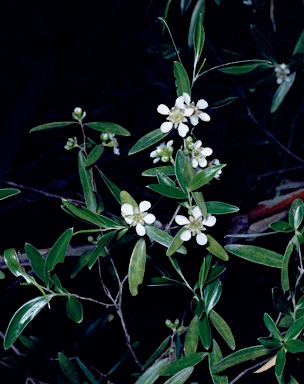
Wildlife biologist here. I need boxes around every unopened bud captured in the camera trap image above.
[177,326,185,333]
[72,107,86,121]
[161,156,170,163]
[100,133,109,142]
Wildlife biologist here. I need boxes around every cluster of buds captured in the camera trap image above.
[64,137,78,151]
[165,318,185,334]
[72,107,86,122]
[100,132,120,155]
[150,140,174,163]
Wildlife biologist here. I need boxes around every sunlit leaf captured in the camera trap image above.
[58,352,80,384]
[270,72,296,113]
[225,244,283,268]
[184,315,200,356]
[194,13,204,61]
[4,295,54,349]
[129,129,169,155]
[85,122,130,136]
[0,188,20,200]
[142,165,175,177]
[192,191,208,218]
[173,61,191,97]
[209,310,235,350]
[30,121,75,133]
[205,279,222,314]
[78,151,97,212]
[66,296,83,323]
[156,171,175,187]
[159,352,208,375]
[206,201,239,215]
[129,238,146,296]
[120,190,138,208]
[145,226,187,254]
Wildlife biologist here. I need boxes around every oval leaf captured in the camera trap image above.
[30,121,75,133]
[142,165,175,177]
[129,238,146,296]
[148,184,187,199]
[184,315,200,356]
[85,122,130,136]
[206,235,229,262]
[173,61,191,97]
[145,225,187,254]
[209,310,235,350]
[189,165,226,191]
[206,201,239,215]
[66,296,83,323]
[24,243,45,282]
[129,129,169,155]
[85,144,104,167]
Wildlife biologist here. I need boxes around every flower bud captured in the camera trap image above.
[165,319,173,328]
[87,236,95,243]
[173,319,179,327]
[161,156,170,163]
[167,146,174,155]
[186,136,193,144]
[100,133,109,142]
[187,143,194,151]
[183,149,190,155]
[177,325,185,333]
[156,148,166,157]
[72,107,86,121]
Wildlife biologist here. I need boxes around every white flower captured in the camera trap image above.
[157,97,193,137]
[243,0,252,5]
[150,140,174,163]
[191,140,213,169]
[121,201,156,236]
[175,206,216,246]
[275,63,291,84]
[208,158,222,180]
[177,93,210,126]
[109,133,120,155]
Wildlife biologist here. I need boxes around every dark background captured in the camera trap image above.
[1,1,304,383]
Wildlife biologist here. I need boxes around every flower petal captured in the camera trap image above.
[175,96,185,109]
[150,150,157,158]
[139,201,151,212]
[144,213,156,224]
[201,147,213,156]
[136,223,146,236]
[157,104,170,115]
[203,215,216,227]
[178,123,189,137]
[198,158,207,168]
[175,215,190,225]
[196,233,208,245]
[124,217,133,225]
[197,99,208,109]
[183,93,191,105]
[192,206,202,219]
[160,122,173,133]
[153,158,160,164]
[192,159,198,168]
[184,108,194,117]
[198,112,211,122]
[167,140,174,147]
[180,229,191,241]
[121,203,134,215]
[190,115,199,126]
[194,140,202,149]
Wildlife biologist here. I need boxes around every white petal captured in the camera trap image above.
[190,115,199,126]
[201,147,213,156]
[121,203,134,215]
[139,200,151,212]
[194,140,202,149]
[113,147,120,155]
[160,122,173,133]
[175,96,186,109]
[276,77,283,84]
[198,112,211,122]
[144,213,156,224]
[182,92,191,105]
[136,223,146,236]
[192,206,202,219]
[153,158,160,164]
[180,230,191,241]
[157,104,170,115]
[166,140,174,147]
[197,99,208,109]
[124,217,133,225]
[175,215,190,225]
[196,233,208,245]
[178,123,189,137]
[184,107,194,117]
[203,215,216,227]
[198,158,207,168]
[192,159,198,168]
[150,150,157,158]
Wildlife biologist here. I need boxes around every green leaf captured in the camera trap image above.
[166,227,187,256]
[30,121,75,133]
[175,150,191,193]
[284,316,304,341]
[135,358,169,384]
[209,97,238,109]
[142,165,175,177]
[44,228,73,288]
[157,171,175,187]
[293,28,304,55]
[275,347,286,378]
[66,296,83,323]
[206,262,226,284]
[163,367,194,384]
[58,352,80,384]
[284,339,304,353]
[159,352,208,376]
[217,60,272,74]
[250,25,277,63]
[263,313,283,340]
[0,188,20,200]
[289,199,304,227]
[78,151,97,212]
[271,72,296,113]
[180,0,194,14]
[85,122,130,136]
[75,357,99,384]
[206,235,229,262]
[0,271,4,279]
[4,295,54,349]
[214,345,272,371]
[205,279,222,314]
[147,184,187,199]
[258,336,282,349]
[129,129,169,155]
[209,339,228,384]
[199,255,210,290]
[189,165,226,191]
[85,144,104,167]
[270,221,294,232]
[120,190,138,208]
[209,310,235,350]
[184,315,200,356]
[145,225,187,254]
[281,241,293,292]
[173,61,191,97]
[24,243,46,282]
[129,238,146,296]
[142,337,171,371]
[294,205,303,229]
[199,314,211,349]
[194,13,204,61]
[224,244,283,268]
[96,167,121,204]
[89,231,116,269]
[272,287,293,316]
[206,201,239,215]
[188,0,205,48]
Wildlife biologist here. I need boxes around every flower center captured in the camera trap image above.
[188,218,204,235]
[169,108,185,124]
[133,209,145,224]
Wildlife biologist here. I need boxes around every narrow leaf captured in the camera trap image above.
[163,367,194,384]
[284,339,304,353]
[189,165,226,191]
[89,231,116,269]
[293,28,304,55]
[147,184,187,199]
[209,97,238,109]
[129,129,169,155]
[271,72,296,113]
[159,352,208,376]
[0,188,20,200]
[142,165,175,177]
[24,243,45,282]
[199,315,211,349]
[96,167,121,204]
[188,0,205,48]
[194,13,204,61]
[206,235,229,261]
[66,296,83,323]
[284,316,304,341]
[78,151,97,212]
[184,315,200,356]
[142,337,171,371]
[157,171,175,187]
[206,201,239,215]
[175,150,190,193]
[192,191,208,218]
[85,144,104,167]
[263,313,283,340]
[250,25,277,63]
[225,244,283,268]
[58,352,80,384]
[145,225,187,254]
[210,310,235,350]
[173,61,191,97]
[129,238,146,296]
[166,227,187,256]
[30,121,75,133]
[281,241,293,291]
[209,339,228,384]
[85,122,130,136]
[75,357,99,384]
[275,347,286,378]
[135,358,169,384]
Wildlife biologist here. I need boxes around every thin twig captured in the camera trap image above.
[229,356,274,384]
